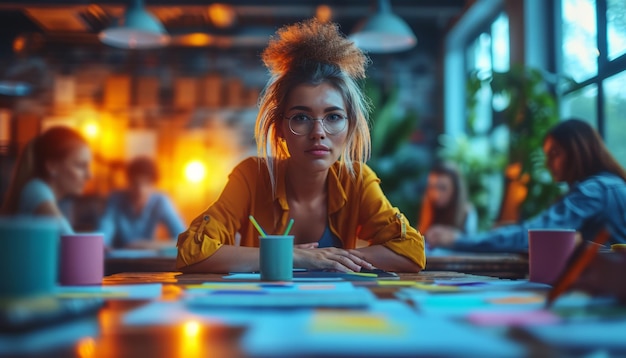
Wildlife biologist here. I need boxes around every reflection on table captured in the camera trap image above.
[425,247,529,279]
[105,246,530,279]
[4,270,626,357]
[105,242,178,275]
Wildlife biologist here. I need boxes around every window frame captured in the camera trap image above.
[559,0,626,136]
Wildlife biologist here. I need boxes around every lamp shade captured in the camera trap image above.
[349,0,417,53]
[99,0,170,49]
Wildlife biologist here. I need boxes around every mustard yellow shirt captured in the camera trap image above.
[176,157,426,270]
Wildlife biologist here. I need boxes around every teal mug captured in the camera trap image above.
[260,235,294,281]
[0,217,60,299]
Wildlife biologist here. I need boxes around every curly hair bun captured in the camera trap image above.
[262,18,368,80]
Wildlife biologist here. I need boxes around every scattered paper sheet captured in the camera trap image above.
[55,283,163,300]
[241,300,524,357]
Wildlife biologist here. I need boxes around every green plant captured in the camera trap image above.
[472,64,563,220]
[365,80,426,223]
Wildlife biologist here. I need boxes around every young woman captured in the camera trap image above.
[418,162,477,235]
[176,19,425,273]
[426,118,626,252]
[1,126,92,234]
[98,156,185,248]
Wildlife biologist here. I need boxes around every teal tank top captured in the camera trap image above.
[318,225,342,248]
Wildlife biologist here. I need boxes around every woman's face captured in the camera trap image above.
[427,173,454,208]
[281,82,348,173]
[47,144,92,197]
[543,136,566,182]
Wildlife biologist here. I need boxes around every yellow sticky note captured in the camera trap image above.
[346,272,378,278]
[186,284,261,291]
[309,311,403,335]
[487,295,544,305]
[56,291,129,299]
[412,283,459,292]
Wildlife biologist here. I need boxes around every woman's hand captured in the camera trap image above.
[425,225,460,248]
[293,247,374,272]
[294,242,319,249]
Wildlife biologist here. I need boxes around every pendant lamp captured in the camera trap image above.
[349,0,417,53]
[99,0,170,49]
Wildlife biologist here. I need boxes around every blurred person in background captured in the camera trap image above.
[1,126,92,234]
[418,162,478,238]
[426,118,626,252]
[98,156,185,249]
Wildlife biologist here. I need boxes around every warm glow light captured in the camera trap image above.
[184,320,201,337]
[75,107,101,140]
[316,5,333,23]
[178,33,214,47]
[180,320,202,357]
[208,4,236,28]
[81,121,99,139]
[185,160,207,183]
[13,35,26,53]
[76,337,96,358]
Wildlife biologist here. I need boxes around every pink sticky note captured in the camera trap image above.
[467,310,560,326]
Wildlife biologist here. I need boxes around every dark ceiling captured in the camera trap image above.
[0,0,468,55]
[0,0,469,99]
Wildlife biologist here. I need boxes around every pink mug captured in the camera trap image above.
[528,229,577,284]
[59,233,104,286]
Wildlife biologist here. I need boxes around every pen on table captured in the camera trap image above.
[545,231,611,308]
[249,215,267,237]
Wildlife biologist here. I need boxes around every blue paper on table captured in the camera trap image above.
[188,281,357,292]
[124,301,224,326]
[56,283,163,300]
[224,273,346,281]
[0,296,103,332]
[224,269,396,281]
[106,249,160,259]
[124,300,314,327]
[398,289,549,318]
[185,284,375,308]
[241,300,524,357]
[432,279,551,291]
[524,320,626,351]
[0,317,99,356]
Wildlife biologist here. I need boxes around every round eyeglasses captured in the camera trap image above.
[287,113,348,136]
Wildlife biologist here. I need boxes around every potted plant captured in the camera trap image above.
[469,64,564,222]
[365,80,427,223]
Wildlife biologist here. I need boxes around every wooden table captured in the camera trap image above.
[9,271,611,358]
[106,251,529,279]
[8,271,496,358]
[424,252,529,279]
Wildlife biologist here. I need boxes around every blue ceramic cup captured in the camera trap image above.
[0,217,59,299]
[260,235,294,281]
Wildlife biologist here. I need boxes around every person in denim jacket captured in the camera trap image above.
[426,119,626,252]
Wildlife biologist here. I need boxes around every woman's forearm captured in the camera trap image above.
[180,245,261,273]
[356,245,422,273]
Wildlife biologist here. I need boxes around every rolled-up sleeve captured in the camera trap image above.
[176,159,255,269]
[357,165,426,269]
